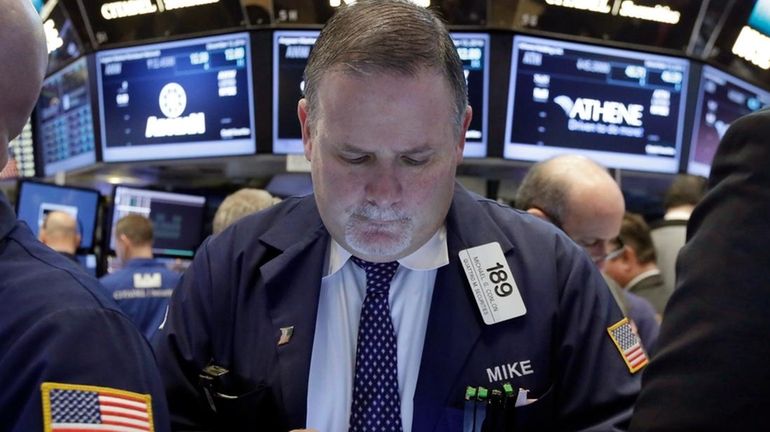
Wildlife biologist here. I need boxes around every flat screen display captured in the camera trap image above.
[36,56,98,176]
[42,0,86,74]
[96,32,256,162]
[15,180,100,251]
[504,35,690,173]
[272,30,490,157]
[687,65,770,177]
[110,186,206,258]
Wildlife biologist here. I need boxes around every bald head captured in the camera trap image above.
[517,155,625,267]
[39,211,81,254]
[0,0,47,169]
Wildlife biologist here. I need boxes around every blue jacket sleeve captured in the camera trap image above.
[552,239,642,431]
[153,238,219,430]
[0,307,171,431]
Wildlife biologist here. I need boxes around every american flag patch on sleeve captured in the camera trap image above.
[607,317,649,373]
[41,382,154,432]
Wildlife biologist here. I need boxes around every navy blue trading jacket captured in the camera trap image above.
[0,191,170,431]
[100,258,181,341]
[155,184,640,431]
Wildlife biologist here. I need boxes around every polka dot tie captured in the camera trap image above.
[348,256,403,432]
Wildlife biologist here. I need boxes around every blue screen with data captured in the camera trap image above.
[96,32,256,162]
[16,181,100,250]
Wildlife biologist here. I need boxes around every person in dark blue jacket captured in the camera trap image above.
[100,214,181,340]
[154,1,641,430]
[0,1,170,429]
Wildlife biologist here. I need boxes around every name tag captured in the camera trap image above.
[459,242,526,325]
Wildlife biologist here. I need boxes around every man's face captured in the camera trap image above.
[601,238,628,286]
[299,69,471,262]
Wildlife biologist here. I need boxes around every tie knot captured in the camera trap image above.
[350,256,399,293]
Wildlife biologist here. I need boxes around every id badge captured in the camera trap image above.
[459,242,526,325]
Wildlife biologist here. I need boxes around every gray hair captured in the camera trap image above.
[302,0,467,133]
[213,188,281,234]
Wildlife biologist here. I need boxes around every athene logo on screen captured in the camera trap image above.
[554,95,645,138]
[554,95,643,126]
[145,82,206,138]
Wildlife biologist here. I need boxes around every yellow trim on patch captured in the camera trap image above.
[41,382,154,432]
[606,317,649,374]
[607,317,628,334]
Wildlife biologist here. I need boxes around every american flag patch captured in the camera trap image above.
[607,318,649,373]
[41,382,154,432]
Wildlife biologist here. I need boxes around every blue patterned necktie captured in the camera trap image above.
[348,256,403,432]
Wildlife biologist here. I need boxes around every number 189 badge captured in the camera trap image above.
[459,242,526,325]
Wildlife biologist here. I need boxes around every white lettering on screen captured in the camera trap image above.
[145,112,206,138]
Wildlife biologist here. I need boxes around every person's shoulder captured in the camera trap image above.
[463,190,569,243]
[210,194,319,248]
[2,222,117,314]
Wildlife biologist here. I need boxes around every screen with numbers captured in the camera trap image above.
[272,30,490,157]
[687,65,770,177]
[35,56,98,177]
[504,35,690,173]
[96,32,256,162]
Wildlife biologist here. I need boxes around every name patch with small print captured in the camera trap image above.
[459,242,526,325]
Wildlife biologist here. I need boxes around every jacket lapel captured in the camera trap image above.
[259,197,329,427]
[413,185,516,432]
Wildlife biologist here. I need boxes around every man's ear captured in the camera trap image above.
[298,98,312,162]
[526,207,550,222]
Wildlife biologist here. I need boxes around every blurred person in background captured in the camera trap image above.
[649,173,707,294]
[603,213,669,320]
[212,187,281,234]
[100,214,181,340]
[38,210,80,261]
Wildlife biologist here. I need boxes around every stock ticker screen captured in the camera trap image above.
[272,30,490,157]
[110,186,206,258]
[505,35,690,173]
[96,32,256,162]
[36,56,98,176]
[687,65,770,177]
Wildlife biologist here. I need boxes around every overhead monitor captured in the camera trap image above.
[77,0,246,47]
[96,32,256,162]
[272,30,490,157]
[41,0,89,75]
[109,186,206,258]
[687,65,770,177]
[15,180,101,252]
[508,0,701,53]
[504,35,690,173]
[35,55,99,177]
